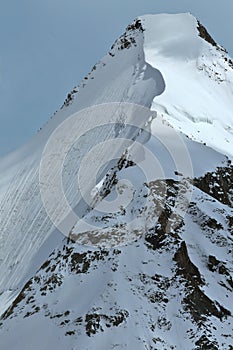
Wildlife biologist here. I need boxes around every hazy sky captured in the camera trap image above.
[0,0,233,156]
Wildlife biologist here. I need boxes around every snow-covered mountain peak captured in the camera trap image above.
[141,13,202,61]
[99,12,233,157]
[0,14,233,350]
[133,13,233,157]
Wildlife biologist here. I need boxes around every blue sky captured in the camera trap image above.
[0,0,233,156]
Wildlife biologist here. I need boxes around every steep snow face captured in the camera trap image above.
[140,13,233,157]
[0,19,165,299]
[142,13,201,60]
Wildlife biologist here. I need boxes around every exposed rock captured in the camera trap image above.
[194,165,233,207]
[174,241,204,286]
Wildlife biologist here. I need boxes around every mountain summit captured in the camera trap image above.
[140,13,233,157]
[0,13,232,350]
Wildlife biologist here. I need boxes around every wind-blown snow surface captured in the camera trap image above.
[0,13,233,350]
[141,14,233,157]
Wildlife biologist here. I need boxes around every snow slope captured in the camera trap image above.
[141,14,233,157]
[0,13,232,350]
[0,19,162,295]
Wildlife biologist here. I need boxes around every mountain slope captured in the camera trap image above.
[141,13,233,157]
[0,13,232,350]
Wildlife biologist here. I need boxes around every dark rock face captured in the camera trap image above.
[145,179,184,250]
[109,19,144,55]
[183,285,230,323]
[197,20,233,71]
[126,19,144,33]
[85,310,129,337]
[197,20,219,49]
[193,164,233,207]
[174,241,204,286]
[1,280,33,320]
